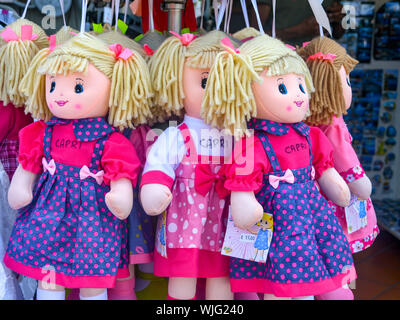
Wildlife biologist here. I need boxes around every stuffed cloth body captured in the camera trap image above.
[4,117,142,288]
[318,116,379,253]
[225,119,356,297]
[141,115,230,278]
[0,102,32,181]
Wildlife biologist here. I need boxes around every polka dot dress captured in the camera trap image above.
[229,120,356,297]
[153,123,230,278]
[4,117,129,288]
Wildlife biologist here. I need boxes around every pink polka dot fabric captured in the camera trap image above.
[153,123,229,278]
[4,117,129,288]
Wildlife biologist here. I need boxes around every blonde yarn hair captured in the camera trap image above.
[202,34,314,138]
[297,37,359,126]
[19,32,153,129]
[0,18,48,107]
[98,30,146,58]
[55,26,78,45]
[149,30,238,120]
[233,27,261,41]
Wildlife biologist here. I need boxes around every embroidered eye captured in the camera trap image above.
[75,83,84,94]
[346,77,351,87]
[50,81,56,93]
[278,83,287,95]
[201,77,208,89]
[299,84,306,94]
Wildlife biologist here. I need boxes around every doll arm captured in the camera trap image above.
[231,191,264,230]
[102,133,141,220]
[322,119,372,200]
[317,167,351,207]
[140,127,185,216]
[225,137,266,230]
[8,164,38,210]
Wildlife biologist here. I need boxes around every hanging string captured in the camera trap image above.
[250,0,265,35]
[239,0,249,28]
[21,0,31,19]
[59,0,67,29]
[319,0,324,37]
[200,0,206,30]
[115,0,120,30]
[80,0,88,33]
[225,0,233,34]
[149,0,154,32]
[123,0,129,23]
[308,0,332,37]
[272,0,276,38]
[216,0,227,31]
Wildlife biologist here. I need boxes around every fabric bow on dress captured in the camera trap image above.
[194,164,229,199]
[79,165,104,185]
[269,169,295,189]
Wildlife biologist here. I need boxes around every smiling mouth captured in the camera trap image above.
[55,100,69,107]
[294,101,304,107]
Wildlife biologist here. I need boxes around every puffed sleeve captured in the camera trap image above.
[140,126,186,190]
[319,116,362,177]
[224,136,270,192]
[309,127,334,179]
[101,132,141,186]
[18,120,46,174]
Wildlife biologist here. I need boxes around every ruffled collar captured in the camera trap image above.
[46,116,115,141]
[247,118,310,136]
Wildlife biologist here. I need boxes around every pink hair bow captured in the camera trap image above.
[169,31,197,46]
[221,37,240,54]
[1,25,38,42]
[79,165,104,185]
[42,158,56,176]
[143,44,154,56]
[48,35,57,52]
[269,169,295,189]
[285,44,296,51]
[109,43,134,60]
[307,52,337,63]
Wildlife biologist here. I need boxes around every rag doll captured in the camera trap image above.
[297,37,379,300]
[4,33,153,300]
[202,34,356,300]
[140,30,237,300]
[0,18,49,300]
[0,19,48,182]
[97,30,158,300]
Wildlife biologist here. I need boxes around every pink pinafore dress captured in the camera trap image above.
[154,123,230,278]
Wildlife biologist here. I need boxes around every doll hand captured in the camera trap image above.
[317,167,351,207]
[140,184,172,216]
[8,165,37,210]
[105,178,133,220]
[348,176,372,201]
[231,191,263,230]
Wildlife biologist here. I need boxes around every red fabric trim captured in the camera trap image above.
[140,170,174,190]
[230,265,357,297]
[153,249,229,278]
[4,253,119,288]
[129,252,153,265]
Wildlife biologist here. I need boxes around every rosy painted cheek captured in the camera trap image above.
[74,104,82,110]
[286,106,292,112]
[49,103,53,110]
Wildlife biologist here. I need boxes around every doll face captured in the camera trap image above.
[339,65,352,110]
[252,70,309,123]
[182,62,209,119]
[46,64,111,120]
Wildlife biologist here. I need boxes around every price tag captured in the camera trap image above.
[345,194,368,234]
[222,208,273,263]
